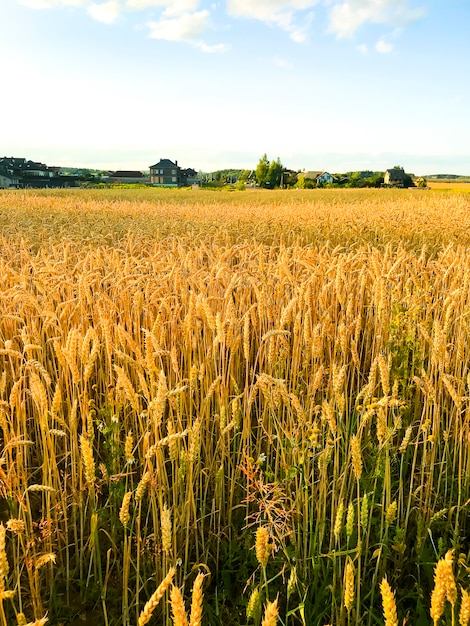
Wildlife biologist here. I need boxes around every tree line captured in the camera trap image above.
[202,156,419,189]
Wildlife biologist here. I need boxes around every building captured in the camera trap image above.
[0,156,79,188]
[303,171,322,182]
[0,157,23,188]
[180,168,198,186]
[150,159,180,186]
[316,172,336,186]
[0,159,21,188]
[384,167,407,187]
[106,171,150,185]
[149,159,199,187]
[0,173,20,189]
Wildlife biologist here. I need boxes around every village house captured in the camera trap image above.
[0,157,23,188]
[150,159,181,186]
[105,170,150,185]
[0,168,21,188]
[0,156,80,188]
[384,167,407,187]
[299,171,338,187]
[149,159,199,187]
[303,170,322,182]
[316,171,337,186]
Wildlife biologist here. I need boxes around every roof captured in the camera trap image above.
[302,171,322,180]
[385,167,406,180]
[150,159,177,168]
[111,171,145,178]
[0,157,26,167]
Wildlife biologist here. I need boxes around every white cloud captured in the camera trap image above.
[88,0,122,22]
[376,39,393,53]
[328,0,426,38]
[125,0,201,15]
[227,0,317,42]
[147,10,228,53]
[196,41,230,52]
[357,43,368,53]
[147,10,209,41]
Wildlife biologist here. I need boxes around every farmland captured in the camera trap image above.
[1,187,470,626]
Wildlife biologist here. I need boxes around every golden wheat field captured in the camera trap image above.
[1,187,470,626]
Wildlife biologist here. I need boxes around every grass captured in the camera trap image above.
[0,187,470,625]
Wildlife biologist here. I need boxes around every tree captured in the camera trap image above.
[283,169,299,188]
[255,154,269,187]
[239,169,250,183]
[296,173,306,189]
[267,158,283,188]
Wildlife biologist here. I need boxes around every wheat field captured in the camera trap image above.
[1,188,470,626]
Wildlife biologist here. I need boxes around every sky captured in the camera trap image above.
[1,0,470,175]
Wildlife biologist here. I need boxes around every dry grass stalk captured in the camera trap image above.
[460,587,470,626]
[380,577,398,626]
[124,431,135,465]
[344,558,355,613]
[0,525,8,593]
[431,550,456,625]
[246,588,261,620]
[255,527,270,569]
[170,584,189,626]
[350,434,363,480]
[119,492,133,527]
[161,505,172,555]
[261,598,279,626]
[189,572,205,626]
[138,566,175,626]
[80,434,95,488]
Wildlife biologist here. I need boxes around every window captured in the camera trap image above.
[172,176,176,182]
[172,169,176,175]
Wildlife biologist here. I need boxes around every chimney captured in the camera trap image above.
[175,160,178,167]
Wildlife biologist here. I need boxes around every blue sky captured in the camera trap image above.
[1,0,470,174]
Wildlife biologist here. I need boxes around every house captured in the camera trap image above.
[316,172,336,186]
[149,159,199,187]
[304,171,322,182]
[180,168,198,186]
[150,159,181,186]
[107,171,150,185]
[384,167,407,187]
[0,156,81,188]
[0,159,21,188]
[0,172,21,189]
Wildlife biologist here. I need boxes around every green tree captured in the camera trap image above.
[296,173,306,189]
[255,154,269,187]
[267,158,283,188]
[239,169,250,183]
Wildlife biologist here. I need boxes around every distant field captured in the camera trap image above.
[426,180,470,191]
[1,187,470,626]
